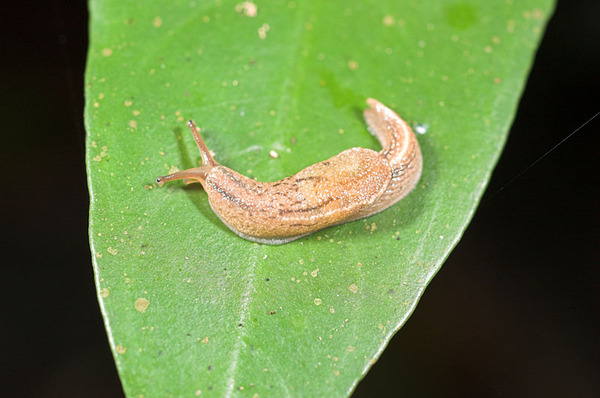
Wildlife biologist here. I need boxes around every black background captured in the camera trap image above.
[1,1,598,397]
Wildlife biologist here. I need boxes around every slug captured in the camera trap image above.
[157,98,422,244]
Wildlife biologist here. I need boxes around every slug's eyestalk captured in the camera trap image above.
[156,120,219,187]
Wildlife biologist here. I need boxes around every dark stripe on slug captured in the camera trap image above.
[392,168,405,178]
[293,176,323,183]
[278,197,334,214]
[220,169,249,189]
[209,180,255,212]
[212,184,241,204]
[270,190,292,200]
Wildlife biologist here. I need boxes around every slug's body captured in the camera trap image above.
[157,98,422,244]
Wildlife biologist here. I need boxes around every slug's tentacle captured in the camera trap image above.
[157,98,422,244]
[156,120,219,187]
[187,120,218,168]
[156,166,212,187]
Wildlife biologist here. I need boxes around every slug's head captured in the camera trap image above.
[156,120,219,188]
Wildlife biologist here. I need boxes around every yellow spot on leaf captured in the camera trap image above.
[135,297,149,313]
[258,23,270,39]
[235,2,257,17]
[382,15,395,26]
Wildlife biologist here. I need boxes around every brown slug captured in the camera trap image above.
[157,98,422,244]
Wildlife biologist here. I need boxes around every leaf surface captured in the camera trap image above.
[86,1,553,396]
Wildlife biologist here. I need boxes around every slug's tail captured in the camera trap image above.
[156,120,219,188]
[362,98,423,205]
[363,98,422,173]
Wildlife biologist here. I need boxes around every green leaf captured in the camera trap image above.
[85,0,553,396]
